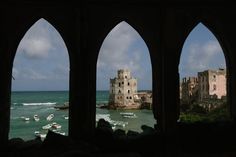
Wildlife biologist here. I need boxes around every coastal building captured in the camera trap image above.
[181,77,198,104]
[198,68,226,101]
[108,69,140,109]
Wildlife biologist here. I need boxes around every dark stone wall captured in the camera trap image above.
[0,0,236,156]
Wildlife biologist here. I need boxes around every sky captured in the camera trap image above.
[12,19,69,91]
[12,19,226,91]
[179,23,226,79]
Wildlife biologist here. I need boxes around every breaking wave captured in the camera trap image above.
[22,102,57,106]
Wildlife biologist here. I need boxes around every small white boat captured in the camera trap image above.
[51,122,62,129]
[34,131,47,140]
[42,123,52,130]
[34,131,40,136]
[120,112,134,116]
[40,134,47,139]
[120,112,137,118]
[46,114,54,121]
[21,116,30,121]
[64,116,69,120]
[33,115,40,121]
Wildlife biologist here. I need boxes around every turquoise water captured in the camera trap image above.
[10,91,156,140]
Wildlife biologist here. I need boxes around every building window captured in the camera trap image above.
[125,76,127,78]
[119,82,121,87]
[128,82,130,86]
[122,82,124,84]
[127,97,129,99]
[128,90,130,93]
[213,75,216,81]
[118,90,121,93]
[213,84,216,90]
[130,96,132,99]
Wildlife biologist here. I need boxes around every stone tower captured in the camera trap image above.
[198,68,226,101]
[108,69,139,109]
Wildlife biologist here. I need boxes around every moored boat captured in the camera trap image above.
[120,112,137,118]
[21,116,30,121]
[33,114,40,121]
[34,131,47,140]
[63,115,69,120]
[46,114,54,121]
[42,123,52,130]
[51,122,62,129]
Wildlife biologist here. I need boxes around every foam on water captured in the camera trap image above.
[22,102,57,106]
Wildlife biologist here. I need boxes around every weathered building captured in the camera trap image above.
[108,69,140,109]
[2,1,236,156]
[198,68,226,101]
[181,77,198,104]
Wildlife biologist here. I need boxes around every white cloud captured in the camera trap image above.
[97,21,152,90]
[97,22,141,74]
[17,19,53,59]
[12,19,70,91]
[186,40,224,72]
[180,40,225,76]
[19,37,52,59]
[97,22,137,69]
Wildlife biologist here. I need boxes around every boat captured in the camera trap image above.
[120,112,137,118]
[34,131,47,140]
[120,112,135,116]
[63,115,69,120]
[51,122,62,129]
[42,123,52,130]
[46,114,54,121]
[21,116,30,121]
[33,114,40,121]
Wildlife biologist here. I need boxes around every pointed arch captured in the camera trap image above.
[179,22,230,123]
[96,21,155,132]
[11,18,71,65]
[10,18,70,140]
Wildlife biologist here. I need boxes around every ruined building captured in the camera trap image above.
[180,69,226,104]
[181,77,198,104]
[198,68,226,101]
[2,1,236,156]
[108,69,140,109]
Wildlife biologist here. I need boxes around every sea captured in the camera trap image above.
[10,91,156,141]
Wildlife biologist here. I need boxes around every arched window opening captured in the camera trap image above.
[10,19,69,141]
[96,21,154,132]
[179,23,230,123]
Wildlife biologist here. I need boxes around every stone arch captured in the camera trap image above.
[96,20,155,132]
[179,21,229,121]
[10,18,70,140]
[94,19,153,64]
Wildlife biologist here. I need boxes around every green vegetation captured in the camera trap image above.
[179,101,232,123]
